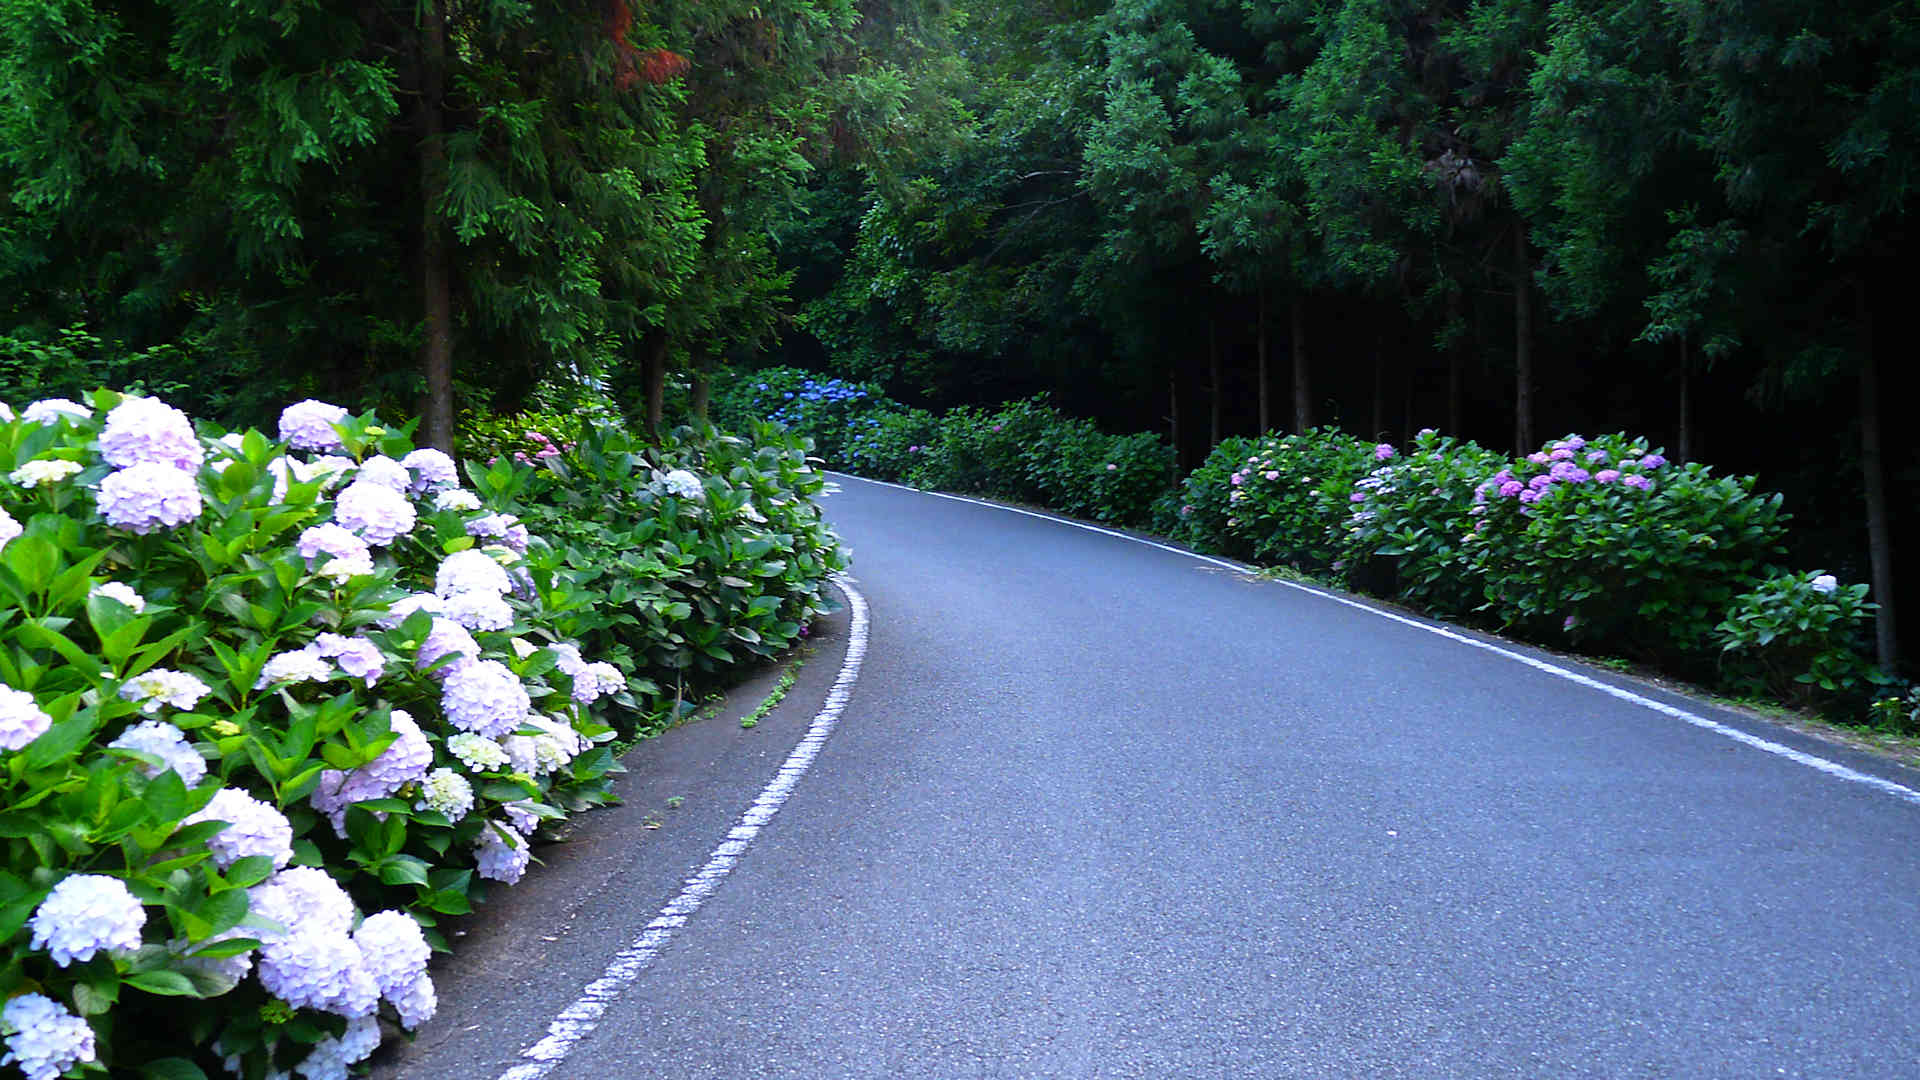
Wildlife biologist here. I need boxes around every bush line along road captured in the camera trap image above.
[393,474,1920,1079]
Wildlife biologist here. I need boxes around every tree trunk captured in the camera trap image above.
[1208,318,1222,448]
[1677,335,1693,465]
[1290,295,1310,433]
[1168,363,1182,481]
[1256,292,1270,433]
[1858,283,1898,669]
[1513,226,1534,453]
[641,329,668,443]
[415,0,454,452]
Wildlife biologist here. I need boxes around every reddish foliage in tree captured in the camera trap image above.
[605,0,688,89]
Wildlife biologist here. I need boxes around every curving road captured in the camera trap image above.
[387,473,1920,1079]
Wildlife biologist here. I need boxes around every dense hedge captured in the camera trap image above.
[725,367,1893,721]
[0,391,841,1079]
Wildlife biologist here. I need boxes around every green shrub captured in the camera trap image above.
[1715,570,1879,709]
[839,408,937,481]
[1465,433,1788,665]
[1210,428,1376,570]
[1341,428,1507,611]
[1172,436,1261,558]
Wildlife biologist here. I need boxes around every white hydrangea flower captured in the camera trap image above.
[21,398,91,426]
[1811,574,1839,595]
[401,448,459,493]
[7,458,84,488]
[502,735,540,777]
[257,927,379,1017]
[98,395,204,473]
[441,660,531,738]
[1,685,52,751]
[441,589,514,632]
[278,400,349,452]
[474,822,531,884]
[107,720,207,786]
[433,488,482,512]
[353,910,431,999]
[0,508,20,551]
[187,788,294,870]
[89,580,147,612]
[296,523,376,582]
[333,480,416,547]
[662,468,704,500]
[509,637,537,659]
[447,732,510,773]
[97,462,202,534]
[256,649,335,689]
[1,993,97,1080]
[585,662,626,699]
[117,668,211,714]
[28,874,146,966]
[292,1015,381,1080]
[353,455,411,492]
[0,401,11,421]
[248,866,356,941]
[415,768,474,821]
[435,548,511,597]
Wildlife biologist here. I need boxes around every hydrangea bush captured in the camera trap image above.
[0,390,730,1078]
[711,369,893,467]
[1714,571,1880,707]
[1340,429,1507,611]
[1176,428,1376,570]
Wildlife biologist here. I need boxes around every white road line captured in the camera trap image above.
[830,471,1920,807]
[496,575,870,1080]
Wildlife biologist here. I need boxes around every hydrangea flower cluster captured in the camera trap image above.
[333,479,416,546]
[0,507,19,550]
[118,667,212,713]
[257,648,338,689]
[441,659,531,737]
[551,643,627,705]
[20,398,91,426]
[97,460,202,534]
[28,874,146,965]
[293,1015,381,1080]
[354,455,411,492]
[108,720,208,785]
[401,448,459,493]
[465,512,530,552]
[279,400,349,452]
[187,788,295,870]
[2,993,97,1080]
[297,523,376,582]
[416,616,480,677]
[416,767,475,821]
[663,468,704,501]
[1472,434,1664,518]
[90,580,147,612]
[1,684,52,750]
[310,709,433,833]
[8,458,83,488]
[474,822,531,884]
[249,866,356,940]
[257,926,380,1017]
[99,395,205,473]
[448,732,511,772]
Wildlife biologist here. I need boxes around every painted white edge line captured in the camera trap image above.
[830,471,1920,808]
[496,574,870,1080]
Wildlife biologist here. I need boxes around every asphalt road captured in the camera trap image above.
[387,473,1920,1079]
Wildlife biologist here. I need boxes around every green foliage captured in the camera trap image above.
[1195,428,1377,571]
[1715,571,1879,710]
[1342,429,1509,612]
[710,368,892,466]
[1465,434,1788,665]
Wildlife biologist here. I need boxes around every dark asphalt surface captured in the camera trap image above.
[390,473,1920,1079]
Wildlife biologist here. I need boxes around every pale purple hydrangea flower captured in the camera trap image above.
[401,448,459,493]
[248,867,355,940]
[309,709,431,834]
[108,720,207,786]
[187,788,294,870]
[98,462,202,534]
[1548,447,1575,461]
[464,513,529,553]
[1595,469,1622,484]
[584,662,625,702]
[1548,462,1590,483]
[502,801,544,834]
[1639,454,1668,469]
[310,633,384,685]
[1525,451,1549,465]
[353,455,410,492]
[333,480,416,546]
[436,548,511,597]
[441,660,531,738]
[1348,492,1367,503]
[256,649,335,689]
[21,399,91,426]
[434,489,482,512]
[376,591,443,629]
[1263,470,1279,481]
[90,580,146,612]
[1810,574,1839,595]
[297,523,376,582]
[1518,489,1541,504]
[1586,449,1610,464]
[99,396,204,473]
[392,973,438,1029]
[474,822,531,884]
[353,911,431,1000]
[2,993,97,1080]
[258,927,379,1017]
[441,589,514,632]
[1621,474,1653,490]
[1,685,52,750]
[415,768,475,821]
[1499,480,1527,498]
[0,508,21,550]
[118,668,211,714]
[279,400,349,452]
[416,617,480,678]
[171,922,259,987]
[1529,474,1554,491]
[28,874,145,966]
[1373,443,1395,461]
[293,1014,381,1080]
